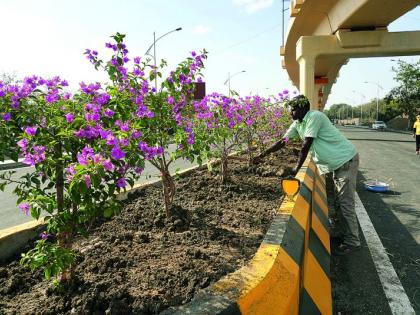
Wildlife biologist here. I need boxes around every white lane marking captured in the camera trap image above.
[355,193,415,315]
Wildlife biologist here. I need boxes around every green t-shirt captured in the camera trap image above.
[284,110,357,174]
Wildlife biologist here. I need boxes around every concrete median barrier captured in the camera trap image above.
[164,158,332,315]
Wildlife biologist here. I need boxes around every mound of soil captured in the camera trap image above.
[0,146,299,315]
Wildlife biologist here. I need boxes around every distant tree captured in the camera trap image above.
[0,72,19,84]
[385,60,420,124]
[324,103,352,120]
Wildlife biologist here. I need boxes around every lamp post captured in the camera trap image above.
[364,81,383,121]
[224,70,246,97]
[145,27,182,91]
[281,0,291,47]
[352,90,366,123]
[345,97,355,120]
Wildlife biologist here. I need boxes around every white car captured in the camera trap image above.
[372,121,387,130]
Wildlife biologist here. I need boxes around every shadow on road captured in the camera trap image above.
[331,171,420,314]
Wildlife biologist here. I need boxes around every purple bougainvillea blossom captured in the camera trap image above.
[24,126,38,136]
[22,146,46,166]
[17,138,28,149]
[106,134,118,146]
[116,177,127,188]
[102,159,114,171]
[104,108,114,118]
[18,203,30,216]
[2,112,11,121]
[119,138,130,147]
[84,175,91,188]
[65,113,74,123]
[40,232,50,240]
[131,130,141,139]
[111,146,126,160]
[65,165,76,181]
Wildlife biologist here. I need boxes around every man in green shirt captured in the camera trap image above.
[254,95,360,255]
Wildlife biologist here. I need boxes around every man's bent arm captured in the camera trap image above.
[293,137,314,173]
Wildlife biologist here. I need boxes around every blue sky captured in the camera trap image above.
[0,0,419,108]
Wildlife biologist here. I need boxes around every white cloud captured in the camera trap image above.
[233,0,273,14]
[193,25,212,35]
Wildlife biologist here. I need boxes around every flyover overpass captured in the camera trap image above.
[282,0,420,110]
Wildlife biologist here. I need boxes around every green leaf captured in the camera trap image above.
[103,207,114,218]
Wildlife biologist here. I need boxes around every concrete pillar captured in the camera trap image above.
[296,30,420,112]
[297,56,317,110]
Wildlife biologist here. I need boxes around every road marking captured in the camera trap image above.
[355,193,415,315]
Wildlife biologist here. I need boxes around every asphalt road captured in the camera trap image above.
[333,126,420,314]
[0,156,197,230]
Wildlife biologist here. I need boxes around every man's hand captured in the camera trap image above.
[413,134,416,139]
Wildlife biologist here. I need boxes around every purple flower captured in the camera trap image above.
[45,92,60,103]
[120,122,130,132]
[134,167,143,174]
[116,177,127,188]
[18,203,30,216]
[92,154,103,164]
[65,113,74,123]
[187,134,195,145]
[24,126,38,136]
[74,129,86,138]
[131,130,141,139]
[282,89,289,95]
[106,134,118,146]
[22,146,46,166]
[65,165,76,181]
[17,138,28,149]
[111,146,126,160]
[40,232,50,240]
[102,159,114,171]
[134,56,141,64]
[84,175,91,188]
[283,136,289,143]
[119,138,130,147]
[2,112,11,121]
[104,108,114,118]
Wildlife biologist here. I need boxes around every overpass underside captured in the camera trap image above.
[282,0,420,110]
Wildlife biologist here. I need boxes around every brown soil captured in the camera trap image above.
[0,146,299,315]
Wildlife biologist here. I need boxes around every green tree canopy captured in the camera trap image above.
[385,60,420,123]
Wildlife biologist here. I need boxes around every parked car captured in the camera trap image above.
[372,121,387,130]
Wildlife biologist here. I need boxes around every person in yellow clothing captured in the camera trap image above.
[413,115,420,155]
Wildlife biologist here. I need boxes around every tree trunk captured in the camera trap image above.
[161,169,175,217]
[220,152,228,184]
[55,142,71,282]
[247,138,253,167]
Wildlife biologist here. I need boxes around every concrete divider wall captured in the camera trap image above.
[164,157,332,315]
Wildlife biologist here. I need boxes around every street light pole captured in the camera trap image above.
[224,70,246,97]
[352,90,365,123]
[145,27,182,92]
[281,1,290,47]
[364,81,383,121]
